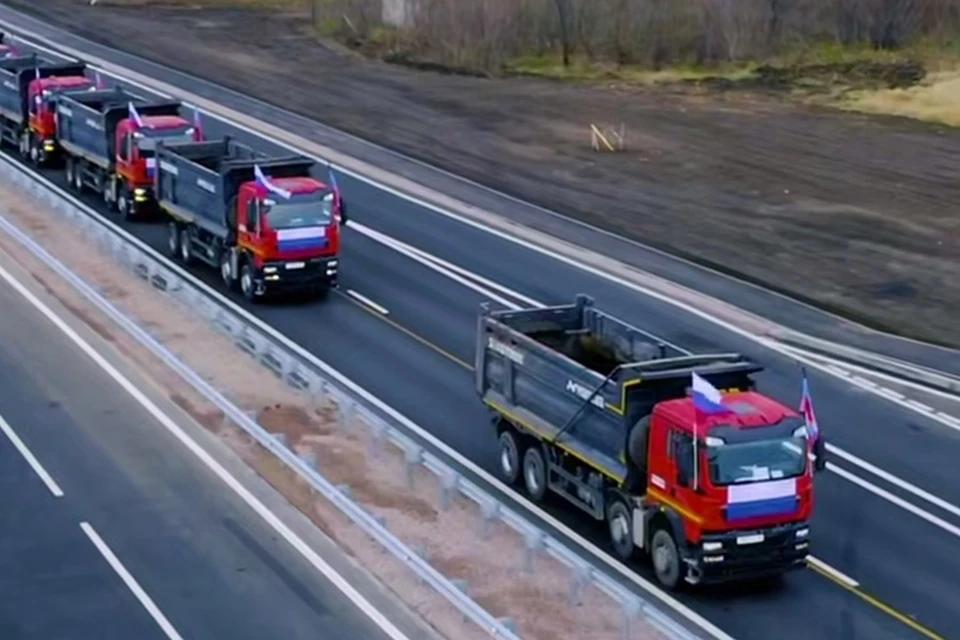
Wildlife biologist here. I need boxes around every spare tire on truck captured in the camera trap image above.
[624,415,651,494]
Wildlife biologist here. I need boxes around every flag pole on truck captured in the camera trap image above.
[690,372,730,491]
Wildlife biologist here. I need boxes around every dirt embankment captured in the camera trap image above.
[0,173,671,638]
[12,0,960,347]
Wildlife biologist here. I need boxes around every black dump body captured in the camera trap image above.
[477,294,763,481]
[0,56,86,122]
[155,136,315,236]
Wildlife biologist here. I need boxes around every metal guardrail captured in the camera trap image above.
[0,153,706,640]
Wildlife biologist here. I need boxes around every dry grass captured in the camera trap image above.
[841,69,960,126]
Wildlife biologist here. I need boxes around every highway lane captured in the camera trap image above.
[23,184,951,639]
[0,418,159,638]
[0,249,428,639]
[0,22,956,640]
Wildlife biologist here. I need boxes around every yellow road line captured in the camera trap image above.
[334,290,473,370]
[808,562,945,640]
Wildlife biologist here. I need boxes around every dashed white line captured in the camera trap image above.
[827,463,960,538]
[0,412,64,497]
[807,556,859,587]
[345,289,389,315]
[80,522,184,640]
[905,400,934,413]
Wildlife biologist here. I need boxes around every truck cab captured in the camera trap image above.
[633,391,813,587]
[229,175,342,297]
[114,113,195,213]
[27,74,93,164]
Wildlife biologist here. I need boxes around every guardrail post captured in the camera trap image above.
[299,450,317,469]
[621,596,641,640]
[523,529,544,573]
[339,398,355,431]
[438,469,458,510]
[479,498,500,538]
[368,420,385,457]
[308,376,327,409]
[568,564,592,605]
[403,443,423,489]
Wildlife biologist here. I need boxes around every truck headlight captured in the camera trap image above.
[263,266,278,274]
[702,541,722,552]
[795,528,809,540]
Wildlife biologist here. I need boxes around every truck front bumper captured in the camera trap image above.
[257,256,338,294]
[687,521,810,584]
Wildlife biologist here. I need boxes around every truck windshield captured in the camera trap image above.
[264,195,333,229]
[706,436,806,486]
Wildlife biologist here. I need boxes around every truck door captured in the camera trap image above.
[236,188,262,254]
[115,130,133,182]
[663,426,702,532]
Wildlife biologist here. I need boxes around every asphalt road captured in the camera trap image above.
[0,8,958,640]
[0,248,427,639]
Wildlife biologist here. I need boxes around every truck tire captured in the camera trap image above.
[72,161,84,194]
[497,430,522,486]
[240,262,259,304]
[522,446,548,502]
[650,528,682,590]
[117,187,132,220]
[607,499,636,562]
[179,227,194,266]
[166,222,180,260]
[219,249,238,291]
[65,158,76,192]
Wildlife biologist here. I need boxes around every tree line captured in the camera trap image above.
[316,0,960,70]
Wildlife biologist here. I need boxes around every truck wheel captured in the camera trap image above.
[607,499,636,562]
[17,131,29,159]
[219,249,238,291]
[497,430,522,486]
[240,262,259,304]
[72,162,84,194]
[522,446,547,502]
[65,158,75,191]
[179,228,194,266]
[166,222,180,259]
[651,528,681,590]
[28,136,40,166]
[117,187,131,219]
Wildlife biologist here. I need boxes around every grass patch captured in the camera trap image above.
[841,70,960,126]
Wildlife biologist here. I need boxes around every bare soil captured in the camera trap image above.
[14,0,960,346]
[0,172,669,639]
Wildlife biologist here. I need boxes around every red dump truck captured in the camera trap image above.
[55,87,197,218]
[477,295,824,589]
[155,136,344,301]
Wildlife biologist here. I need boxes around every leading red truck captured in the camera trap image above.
[477,295,826,590]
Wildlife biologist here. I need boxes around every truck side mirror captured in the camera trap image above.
[812,437,827,473]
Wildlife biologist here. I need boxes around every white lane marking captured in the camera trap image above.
[0,151,734,640]
[826,447,960,520]
[346,289,389,315]
[827,463,960,538]
[0,412,64,497]
[0,263,412,640]
[906,400,934,413]
[80,522,184,640]
[356,224,542,308]
[807,556,859,588]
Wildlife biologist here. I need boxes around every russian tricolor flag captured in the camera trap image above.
[691,372,730,416]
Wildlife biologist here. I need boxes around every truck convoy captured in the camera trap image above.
[476,295,822,590]
[55,87,197,218]
[155,136,344,302]
[0,53,92,165]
